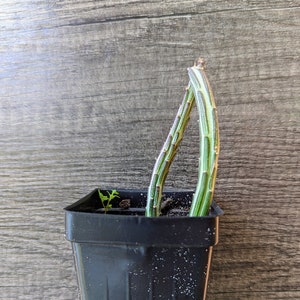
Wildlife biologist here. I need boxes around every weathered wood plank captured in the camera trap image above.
[0,1,299,299]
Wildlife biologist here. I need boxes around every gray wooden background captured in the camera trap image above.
[1,1,299,299]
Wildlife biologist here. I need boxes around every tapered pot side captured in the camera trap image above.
[65,189,223,300]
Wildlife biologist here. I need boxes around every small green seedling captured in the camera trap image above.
[98,189,120,214]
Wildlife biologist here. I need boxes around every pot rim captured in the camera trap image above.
[65,188,223,247]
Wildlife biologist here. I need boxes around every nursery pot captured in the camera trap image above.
[64,189,223,300]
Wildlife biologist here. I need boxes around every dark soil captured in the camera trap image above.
[96,196,190,216]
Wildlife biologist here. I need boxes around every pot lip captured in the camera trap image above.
[64,188,224,218]
[65,188,223,246]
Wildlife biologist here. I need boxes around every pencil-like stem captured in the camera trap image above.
[146,84,195,217]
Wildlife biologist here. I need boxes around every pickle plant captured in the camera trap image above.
[146,59,219,217]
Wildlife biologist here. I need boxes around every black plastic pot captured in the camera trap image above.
[65,189,223,300]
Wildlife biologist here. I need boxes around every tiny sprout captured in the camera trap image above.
[98,189,120,214]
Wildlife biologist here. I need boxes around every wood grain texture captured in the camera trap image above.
[1,1,299,299]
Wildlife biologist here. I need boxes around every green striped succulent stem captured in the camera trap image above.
[188,60,220,216]
[145,59,219,217]
[145,83,194,217]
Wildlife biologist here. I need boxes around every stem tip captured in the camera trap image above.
[195,57,206,70]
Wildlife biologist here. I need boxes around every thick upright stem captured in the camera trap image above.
[188,60,219,216]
